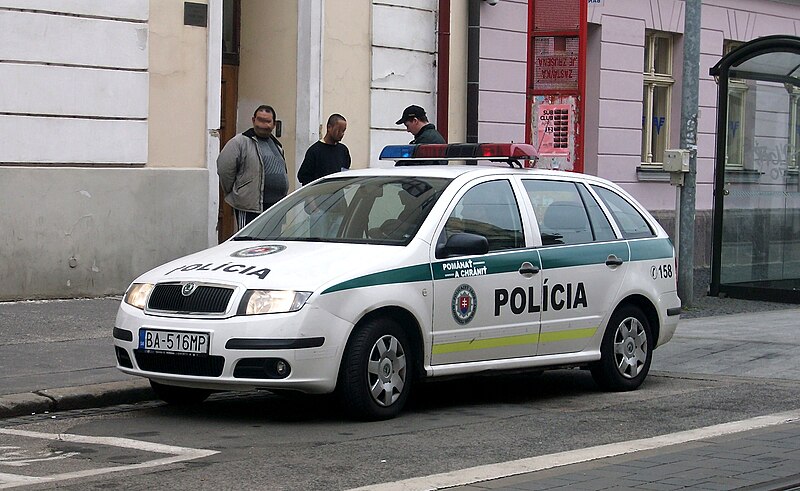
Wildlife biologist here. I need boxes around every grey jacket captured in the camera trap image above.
[217,128,285,213]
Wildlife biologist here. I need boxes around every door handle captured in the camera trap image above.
[605,254,623,267]
[518,261,540,276]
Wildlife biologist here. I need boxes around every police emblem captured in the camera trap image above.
[231,245,286,258]
[451,284,477,325]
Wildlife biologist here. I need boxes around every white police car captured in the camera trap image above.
[114,143,680,420]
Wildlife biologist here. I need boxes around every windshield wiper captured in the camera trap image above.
[231,235,265,241]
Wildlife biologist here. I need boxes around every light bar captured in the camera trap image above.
[379,143,538,167]
[379,145,416,160]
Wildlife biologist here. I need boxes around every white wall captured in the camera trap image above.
[0,1,215,300]
[0,2,149,164]
[370,0,438,168]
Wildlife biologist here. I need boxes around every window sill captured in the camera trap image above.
[723,168,762,184]
[636,166,670,182]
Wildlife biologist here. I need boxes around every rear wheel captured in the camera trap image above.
[150,380,211,405]
[337,317,413,420]
[591,305,652,391]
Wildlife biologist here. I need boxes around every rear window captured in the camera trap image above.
[591,185,655,239]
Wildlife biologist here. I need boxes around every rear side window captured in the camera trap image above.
[523,180,615,245]
[591,185,655,239]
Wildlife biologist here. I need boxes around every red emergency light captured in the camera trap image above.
[379,143,538,168]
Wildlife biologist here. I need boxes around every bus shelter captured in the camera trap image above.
[709,35,800,302]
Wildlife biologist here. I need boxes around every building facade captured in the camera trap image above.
[2,0,798,300]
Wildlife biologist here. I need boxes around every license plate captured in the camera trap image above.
[138,329,209,354]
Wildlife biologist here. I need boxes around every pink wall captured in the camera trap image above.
[478,0,800,213]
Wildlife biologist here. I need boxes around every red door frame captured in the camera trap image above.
[525,0,587,173]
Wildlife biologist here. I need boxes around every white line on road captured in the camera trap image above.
[0,428,218,489]
[349,409,800,491]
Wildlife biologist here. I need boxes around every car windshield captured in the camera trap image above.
[235,175,452,245]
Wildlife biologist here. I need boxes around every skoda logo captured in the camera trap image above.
[181,282,198,296]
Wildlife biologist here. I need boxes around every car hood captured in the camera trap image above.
[135,240,420,292]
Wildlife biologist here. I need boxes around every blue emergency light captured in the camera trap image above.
[379,143,538,168]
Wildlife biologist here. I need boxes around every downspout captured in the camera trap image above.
[437,0,450,141]
[466,0,480,143]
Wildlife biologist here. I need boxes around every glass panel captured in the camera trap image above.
[522,180,596,245]
[720,80,800,288]
[443,180,524,252]
[591,186,655,239]
[222,0,238,56]
[653,36,671,75]
[238,176,451,245]
[726,87,746,168]
[650,85,670,164]
[641,85,652,162]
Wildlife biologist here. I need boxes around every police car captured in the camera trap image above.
[114,143,680,420]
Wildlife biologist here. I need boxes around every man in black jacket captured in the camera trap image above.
[396,105,446,145]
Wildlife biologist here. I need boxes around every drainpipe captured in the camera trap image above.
[437,0,451,141]
[466,0,480,143]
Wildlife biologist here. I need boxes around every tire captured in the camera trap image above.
[150,380,211,405]
[337,317,413,420]
[590,305,653,391]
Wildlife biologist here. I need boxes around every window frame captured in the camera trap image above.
[641,31,674,168]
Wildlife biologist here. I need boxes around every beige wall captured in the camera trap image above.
[323,1,371,169]
[148,0,209,168]
[238,1,299,183]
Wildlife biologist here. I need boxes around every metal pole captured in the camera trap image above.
[678,0,702,307]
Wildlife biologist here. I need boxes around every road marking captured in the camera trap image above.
[0,428,218,489]
[349,409,800,491]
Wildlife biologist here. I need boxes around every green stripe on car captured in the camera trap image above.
[322,238,673,295]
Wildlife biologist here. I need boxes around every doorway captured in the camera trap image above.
[217,0,241,243]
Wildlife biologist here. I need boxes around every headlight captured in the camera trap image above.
[238,290,312,315]
[124,283,154,310]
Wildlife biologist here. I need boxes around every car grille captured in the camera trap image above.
[134,350,224,377]
[147,283,234,314]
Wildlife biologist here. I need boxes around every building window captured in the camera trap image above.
[724,40,747,169]
[641,31,674,167]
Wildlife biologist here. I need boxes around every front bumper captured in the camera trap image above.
[113,302,353,394]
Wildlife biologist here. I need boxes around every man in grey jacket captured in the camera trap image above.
[217,105,289,229]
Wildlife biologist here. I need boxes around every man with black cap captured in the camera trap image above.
[396,105,445,145]
[395,105,446,165]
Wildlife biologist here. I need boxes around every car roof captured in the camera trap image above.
[332,164,620,189]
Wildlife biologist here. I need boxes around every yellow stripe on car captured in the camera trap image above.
[432,327,597,355]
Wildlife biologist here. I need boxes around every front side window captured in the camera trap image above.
[440,180,524,252]
[523,179,615,246]
[641,31,674,167]
[237,176,451,245]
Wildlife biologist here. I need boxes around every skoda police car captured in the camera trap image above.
[114,143,680,420]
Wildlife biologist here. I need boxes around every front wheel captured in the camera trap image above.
[150,380,211,405]
[590,305,652,391]
[337,318,413,420]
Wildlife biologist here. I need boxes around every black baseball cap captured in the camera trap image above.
[395,105,426,125]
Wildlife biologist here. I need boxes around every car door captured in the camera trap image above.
[430,178,542,366]
[522,178,629,356]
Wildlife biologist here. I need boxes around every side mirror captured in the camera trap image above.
[436,232,489,259]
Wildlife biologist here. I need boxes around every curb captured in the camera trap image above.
[0,379,155,419]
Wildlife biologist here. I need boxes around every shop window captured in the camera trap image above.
[641,31,674,167]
